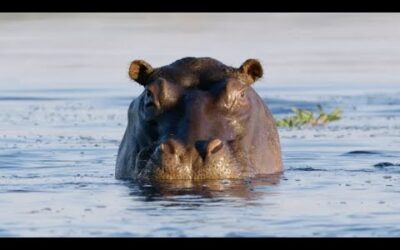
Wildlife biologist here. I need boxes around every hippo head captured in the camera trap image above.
[116,57,283,182]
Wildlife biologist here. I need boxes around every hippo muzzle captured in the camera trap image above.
[135,138,242,181]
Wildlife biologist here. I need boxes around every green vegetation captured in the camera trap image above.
[275,105,342,128]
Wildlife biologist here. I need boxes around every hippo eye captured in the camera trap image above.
[145,89,152,98]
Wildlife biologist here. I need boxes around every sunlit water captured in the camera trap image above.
[1,13,400,237]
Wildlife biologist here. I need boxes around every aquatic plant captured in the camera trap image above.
[275,105,342,128]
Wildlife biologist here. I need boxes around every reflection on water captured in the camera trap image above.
[1,13,400,237]
[129,174,282,201]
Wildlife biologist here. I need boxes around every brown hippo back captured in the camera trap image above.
[115,57,283,181]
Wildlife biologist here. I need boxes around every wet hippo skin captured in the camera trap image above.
[116,57,283,181]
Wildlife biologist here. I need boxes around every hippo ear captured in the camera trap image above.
[128,60,154,86]
[239,59,263,85]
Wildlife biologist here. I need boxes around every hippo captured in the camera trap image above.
[115,57,283,181]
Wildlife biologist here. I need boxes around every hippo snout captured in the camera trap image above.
[138,138,240,181]
[194,138,224,160]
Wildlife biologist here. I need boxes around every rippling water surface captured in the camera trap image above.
[1,13,400,237]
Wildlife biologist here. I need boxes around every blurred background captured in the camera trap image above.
[1,13,400,91]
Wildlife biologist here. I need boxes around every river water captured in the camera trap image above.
[1,13,400,237]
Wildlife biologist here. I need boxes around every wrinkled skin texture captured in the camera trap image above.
[116,57,283,181]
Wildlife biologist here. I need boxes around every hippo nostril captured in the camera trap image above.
[207,139,223,154]
[160,143,166,152]
[160,139,182,155]
[160,142,174,155]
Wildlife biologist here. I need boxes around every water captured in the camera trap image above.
[1,13,400,237]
